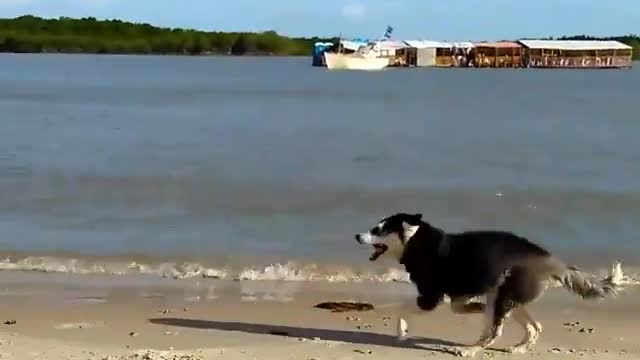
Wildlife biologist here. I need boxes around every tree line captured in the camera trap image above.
[0,16,334,56]
[0,16,638,59]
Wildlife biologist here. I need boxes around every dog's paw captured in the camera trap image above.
[506,345,529,354]
[450,346,482,358]
[396,318,408,341]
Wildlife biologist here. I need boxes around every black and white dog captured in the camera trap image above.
[355,213,621,357]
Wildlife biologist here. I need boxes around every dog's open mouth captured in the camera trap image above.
[369,244,388,261]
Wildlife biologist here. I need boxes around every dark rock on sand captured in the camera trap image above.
[314,302,374,313]
[353,349,373,355]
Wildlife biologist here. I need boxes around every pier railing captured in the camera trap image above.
[526,55,632,68]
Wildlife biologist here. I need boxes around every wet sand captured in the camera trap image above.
[0,272,639,359]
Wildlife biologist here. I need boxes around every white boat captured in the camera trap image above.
[324,50,390,71]
[323,37,390,71]
[323,26,395,71]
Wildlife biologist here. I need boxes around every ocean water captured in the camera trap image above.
[1,54,639,281]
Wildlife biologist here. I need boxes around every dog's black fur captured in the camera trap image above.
[355,213,620,355]
[401,217,551,312]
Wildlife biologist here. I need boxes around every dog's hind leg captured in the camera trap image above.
[453,263,545,358]
[507,306,542,354]
[453,290,513,357]
[501,266,547,354]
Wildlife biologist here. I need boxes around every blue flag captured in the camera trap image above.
[384,25,394,39]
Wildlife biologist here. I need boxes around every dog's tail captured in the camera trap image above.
[549,259,623,300]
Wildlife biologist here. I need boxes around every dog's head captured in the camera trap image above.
[355,213,423,262]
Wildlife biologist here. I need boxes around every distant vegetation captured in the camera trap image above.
[0,16,334,56]
[0,16,638,59]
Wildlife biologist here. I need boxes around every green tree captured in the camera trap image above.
[230,34,255,55]
[0,15,329,56]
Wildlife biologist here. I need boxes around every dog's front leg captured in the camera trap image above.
[394,295,439,342]
[394,298,423,342]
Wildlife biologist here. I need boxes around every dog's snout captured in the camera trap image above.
[355,234,363,243]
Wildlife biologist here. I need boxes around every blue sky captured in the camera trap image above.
[0,0,638,40]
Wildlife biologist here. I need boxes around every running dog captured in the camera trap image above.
[355,213,621,357]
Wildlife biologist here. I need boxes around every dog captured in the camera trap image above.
[355,213,621,357]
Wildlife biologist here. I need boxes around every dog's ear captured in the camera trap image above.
[402,221,420,241]
[410,213,422,224]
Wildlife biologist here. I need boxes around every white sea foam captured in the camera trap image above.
[0,255,412,283]
[0,256,636,286]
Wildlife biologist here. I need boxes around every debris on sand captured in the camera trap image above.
[3,320,16,325]
[314,302,374,313]
[579,328,595,334]
[103,350,203,360]
[353,349,373,355]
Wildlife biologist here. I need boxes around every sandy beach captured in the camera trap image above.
[0,272,638,360]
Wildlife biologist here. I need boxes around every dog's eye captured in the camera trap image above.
[370,227,381,236]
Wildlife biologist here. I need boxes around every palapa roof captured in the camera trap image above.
[473,41,522,48]
[518,40,632,50]
[376,40,409,50]
[404,40,474,49]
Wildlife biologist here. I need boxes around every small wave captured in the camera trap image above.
[236,263,410,283]
[0,256,228,280]
[0,256,410,283]
[0,256,636,287]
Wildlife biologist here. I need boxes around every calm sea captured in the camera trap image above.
[1,54,639,280]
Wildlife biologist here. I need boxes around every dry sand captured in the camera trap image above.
[0,272,639,359]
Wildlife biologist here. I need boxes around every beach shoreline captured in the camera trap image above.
[1,250,638,282]
[0,272,638,359]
